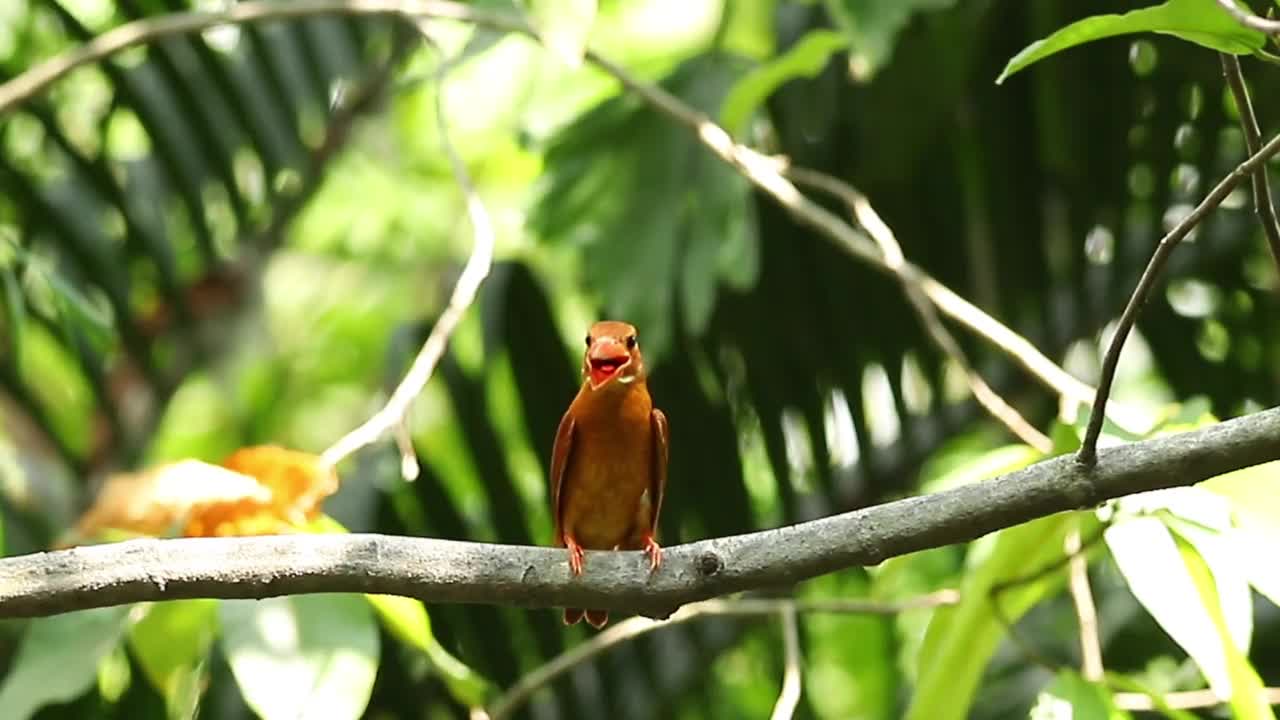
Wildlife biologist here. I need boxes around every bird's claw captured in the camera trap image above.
[566,538,586,576]
[642,536,662,573]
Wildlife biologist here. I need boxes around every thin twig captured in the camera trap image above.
[319,29,495,474]
[986,522,1110,673]
[1064,525,1103,681]
[1114,687,1280,711]
[1078,126,1280,465]
[0,1,528,116]
[486,591,956,720]
[770,602,803,720]
[1215,0,1280,36]
[786,166,1051,452]
[1220,53,1280,274]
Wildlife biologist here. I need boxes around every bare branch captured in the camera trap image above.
[0,1,528,116]
[1114,687,1280,711]
[1078,126,1280,465]
[770,602,802,720]
[319,28,496,472]
[486,591,957,720]
[1220,54,1280,274]
[1064,525,1103,681]
[785,167,1052,451]
[1215,0,1280,36]
[2,408,1277,621]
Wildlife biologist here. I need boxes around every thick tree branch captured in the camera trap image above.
[2,407,1277,619]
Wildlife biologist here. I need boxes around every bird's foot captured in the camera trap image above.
[566,537,586,576]
[642,535,662,573]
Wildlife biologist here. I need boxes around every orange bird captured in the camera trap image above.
[550,320,669,629]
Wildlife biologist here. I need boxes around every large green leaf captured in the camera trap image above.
[531,55,759,360]
[1105,512,1254,702]
[907,512,1085,720]
[219,594,379,720]
[0,606,130,719]
[128,599,218,719]
[366,593,495,708]
[998,0,1266,83]
[1176,535,1275,720]
[823,0,958,81]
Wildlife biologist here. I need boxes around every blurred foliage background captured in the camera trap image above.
[1,0,1279,718]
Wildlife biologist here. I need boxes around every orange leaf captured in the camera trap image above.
[70,446,337,543]
[73,460,273,540]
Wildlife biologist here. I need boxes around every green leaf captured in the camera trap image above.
[1,258,23,373]
[998,0,1266,84]
[919,443,1041,494]
[1031,670,1131,720]
[128,599,218,717]
[524,0,597,67]
[366,594,494,708]
[0,607,131,719]
[97,643,132,704]
[907,512,1091,720]
[720,29,849,135]
[220,595,379,720]
[823,0,958,81]
[1176,535,1276,720]
[531,56,758,362]
[1106,515,1239,698]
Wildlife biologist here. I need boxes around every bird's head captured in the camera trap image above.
[582,321,645,391]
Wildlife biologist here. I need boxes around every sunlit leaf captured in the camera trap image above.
[1030,670,1130,720]
[0,607,130,719]
[532,56,758,361]
[908,512,1090,720]
[824,0,958,81]
[220,594,379,720]
[1105,515,1235,697]
[998,0,1266,84]
[128,599,218,716]
[366,594,494,708]
[96,643,132,704]
[1176,536,1275,720]
[720,29,848,135]
[524,0,597,67]
[919,443,1041,494]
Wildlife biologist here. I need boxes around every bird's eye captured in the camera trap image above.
[626,335,637,349]
[584,334,592,347]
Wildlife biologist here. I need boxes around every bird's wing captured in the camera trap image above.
[550,410,576,547]
[649,407,669,533]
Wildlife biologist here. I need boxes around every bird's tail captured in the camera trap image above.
[563,608,609,628]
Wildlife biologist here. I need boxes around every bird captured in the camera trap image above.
[550,320,669,629]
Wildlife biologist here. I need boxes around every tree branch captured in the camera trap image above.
[487,592,956,720]
[319,24,495,473]
[1220,53,1280,275]
[1078,125,1280,465]
[785,166,1053,451]
[3,407,1277,620]
[1215,0,1280,36]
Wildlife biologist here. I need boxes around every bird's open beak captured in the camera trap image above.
[586,339,631,390]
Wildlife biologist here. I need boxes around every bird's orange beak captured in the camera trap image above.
[586,338,631,390]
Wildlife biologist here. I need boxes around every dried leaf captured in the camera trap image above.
[72,446,337,541]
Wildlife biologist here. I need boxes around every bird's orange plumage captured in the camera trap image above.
[550,321,668,629]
